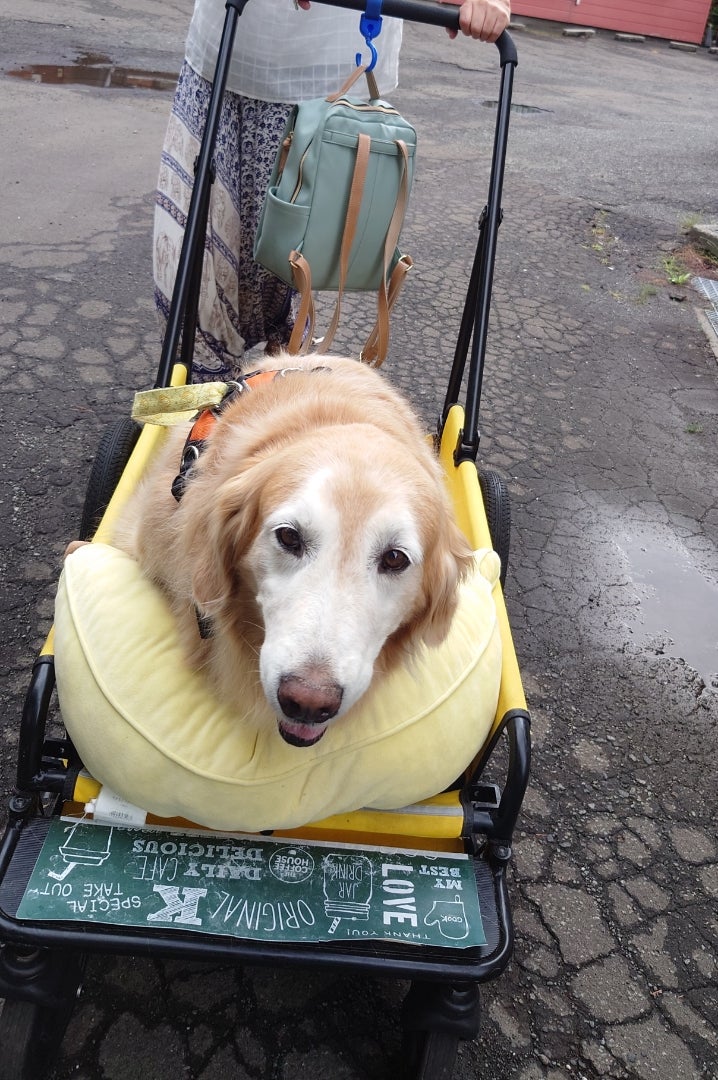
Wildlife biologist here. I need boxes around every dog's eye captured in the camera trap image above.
[275,525,304,557]
[379,548,411,574]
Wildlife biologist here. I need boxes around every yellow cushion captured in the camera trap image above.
[55,544,502,833]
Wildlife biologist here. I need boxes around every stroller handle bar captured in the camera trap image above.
[225,0,518,67]
[158,0,515,388]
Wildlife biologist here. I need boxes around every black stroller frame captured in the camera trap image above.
[0,3,529,1078]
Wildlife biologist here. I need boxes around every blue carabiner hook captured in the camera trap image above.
[356,37,379,71]
[356,0,383,72]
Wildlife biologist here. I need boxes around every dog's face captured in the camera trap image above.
[188,422,473,747]
[247,454,429,746]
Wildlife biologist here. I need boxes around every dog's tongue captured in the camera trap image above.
[278,718,328,747]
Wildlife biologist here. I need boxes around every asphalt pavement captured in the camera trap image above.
[1,2,717,1078]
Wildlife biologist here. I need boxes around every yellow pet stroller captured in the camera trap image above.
[0,1,529,1077]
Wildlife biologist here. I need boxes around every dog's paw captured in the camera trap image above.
[64,540,90,560]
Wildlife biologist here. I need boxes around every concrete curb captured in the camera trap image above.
[695,306,718,364]
[512,16,713,53]
[690,221,718,260]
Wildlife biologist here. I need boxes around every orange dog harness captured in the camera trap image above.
[170,367,328,502]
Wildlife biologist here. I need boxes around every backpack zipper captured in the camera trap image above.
[334,98,399,116]
[291,147,308,203]
[277,130,294,179]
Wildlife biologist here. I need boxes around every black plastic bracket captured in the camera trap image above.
[0,945,85,1009]
[401,979,481,1039]
[454,425,480,466]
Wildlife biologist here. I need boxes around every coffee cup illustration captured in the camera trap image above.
[423,895,469,940]
[50,822,114,880]
[322,854,373,933]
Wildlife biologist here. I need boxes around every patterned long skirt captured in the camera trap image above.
[154,61,294,381]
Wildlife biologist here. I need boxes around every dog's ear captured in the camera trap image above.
[412,521,475,649]
[188,471,263,609]
[380,515,474,674]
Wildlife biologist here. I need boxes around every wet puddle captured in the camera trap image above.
[7,55,176,91]
[617,526,718,683]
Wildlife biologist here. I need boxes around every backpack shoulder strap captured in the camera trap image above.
[287,254,315,355]
[313,132,372,356]
[360,254,413,367]
[326,65,380,103]
[360,139,412,367]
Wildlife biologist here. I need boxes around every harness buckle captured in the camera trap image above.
[170,382,246,502]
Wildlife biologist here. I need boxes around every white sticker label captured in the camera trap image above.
[93,786,147,828]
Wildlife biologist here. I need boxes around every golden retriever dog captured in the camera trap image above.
[111,354,474,747]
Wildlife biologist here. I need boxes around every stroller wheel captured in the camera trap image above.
[401,1028,460,1080]
[79,416,141,540]
[0,948,86,1079]
[0,998,71,1080]
[477,468,510,587]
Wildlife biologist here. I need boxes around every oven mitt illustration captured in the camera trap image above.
[423,895,470,940]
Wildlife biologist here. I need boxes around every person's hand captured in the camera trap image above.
[440,0,510,42]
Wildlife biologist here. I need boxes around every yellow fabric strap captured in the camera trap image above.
[131,382,230,427]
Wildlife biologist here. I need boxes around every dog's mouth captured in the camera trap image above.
[277,717,329,747]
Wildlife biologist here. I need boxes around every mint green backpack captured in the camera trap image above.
[253,67,416,366]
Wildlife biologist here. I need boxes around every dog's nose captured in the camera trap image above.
[277,674,343,725]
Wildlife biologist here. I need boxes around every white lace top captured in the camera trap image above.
[185,0,403,102]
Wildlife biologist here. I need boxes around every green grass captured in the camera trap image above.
[680,213,701,233]
[662,255,691,285]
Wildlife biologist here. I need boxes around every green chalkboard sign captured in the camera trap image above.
[16,819,486,949]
